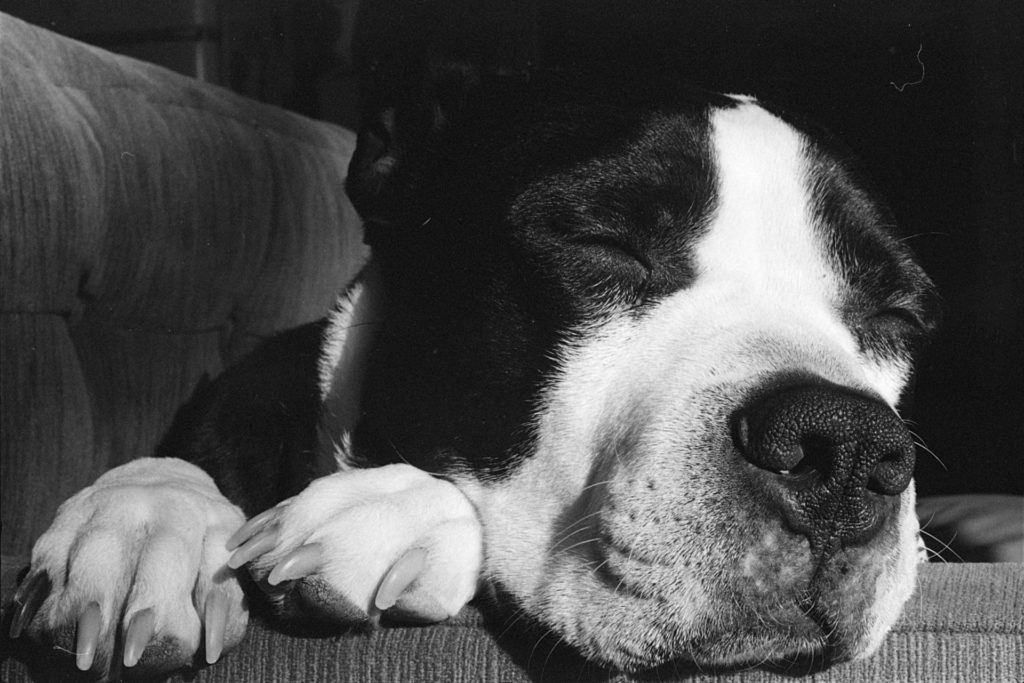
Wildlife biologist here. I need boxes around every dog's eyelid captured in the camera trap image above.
[573,233,653,270]
[870,307,926,333]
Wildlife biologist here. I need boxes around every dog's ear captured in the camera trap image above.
[346,63,481,237]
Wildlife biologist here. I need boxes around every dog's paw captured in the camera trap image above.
[226,464,482,625]
[9,458,248,678]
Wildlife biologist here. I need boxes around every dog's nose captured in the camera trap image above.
[732,382,916,551]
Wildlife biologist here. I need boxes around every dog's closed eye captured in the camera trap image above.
[856,308,929,360]
[572,233,653,271]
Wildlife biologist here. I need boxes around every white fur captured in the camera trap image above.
[317,259,385,469]
[247,464,482,621]
[856,480,922,659]
[28,455,482,668]
[28,458,248,669]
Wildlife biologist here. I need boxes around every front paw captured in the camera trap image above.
[9,458,248,679]
[227,464,482,625]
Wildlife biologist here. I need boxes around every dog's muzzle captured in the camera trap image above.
[732,381,916,557]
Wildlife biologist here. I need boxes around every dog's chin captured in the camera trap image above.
[517,521,918,674]
[525,586,898,674]
[521,568,815,672]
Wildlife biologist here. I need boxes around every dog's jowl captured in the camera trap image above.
[15,68,938,676]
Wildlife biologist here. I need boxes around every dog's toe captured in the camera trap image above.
[236,464,483,625]
[9,569,51,639]
[16,458,249,678]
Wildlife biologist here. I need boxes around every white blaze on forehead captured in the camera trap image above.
[704,102,908,405]
[697,102,913,403]
[701,102,841,325]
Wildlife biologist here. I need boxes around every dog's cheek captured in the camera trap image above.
[856,485,921,657]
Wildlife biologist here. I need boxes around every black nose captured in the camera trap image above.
[732,381,916,553]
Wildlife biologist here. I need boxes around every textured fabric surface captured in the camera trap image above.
[0,12,366,553]
[2,559,1021,681]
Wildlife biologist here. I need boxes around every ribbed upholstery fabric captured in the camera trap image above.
[0,12,366,555]
[3,561,1021,681]
[1,12,1021,683]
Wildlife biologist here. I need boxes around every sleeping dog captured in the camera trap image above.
[11,66,939,677]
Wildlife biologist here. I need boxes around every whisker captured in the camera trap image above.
[539,630,570,682]
[526,626,558,675]
[550,509,605,549]
[907,428,947,470]
[898,231,949,243]
[554,536,601,556]
[495,605,532,641]
[550,524,596,552]
[383,432,415,468]
[918,527,964,563]
[579,477,615,494]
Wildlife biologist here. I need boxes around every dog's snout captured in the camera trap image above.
[732,382,916,551]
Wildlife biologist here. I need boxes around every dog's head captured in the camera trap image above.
[341,67,939,671]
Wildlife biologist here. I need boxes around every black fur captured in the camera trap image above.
[155,322,329,516]
[347,68,733,479]
[161,66,938,521]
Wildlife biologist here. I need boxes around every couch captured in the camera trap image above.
[1,12,1021,682]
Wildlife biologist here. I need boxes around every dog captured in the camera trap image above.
[10,65,939,677]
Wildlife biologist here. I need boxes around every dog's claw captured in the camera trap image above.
[123,608,155,668]
[268,543,322,586]
[226,507,278,551]
[375,548,428,610]
[203,590,229,664]
[9,570,51,639]
[228,529,278,569]
[75,601,102,671]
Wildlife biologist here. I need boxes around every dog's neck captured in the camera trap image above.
[316,256,385,470]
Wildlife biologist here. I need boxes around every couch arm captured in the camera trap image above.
[2,558,1021,682]
[0,11,366,555]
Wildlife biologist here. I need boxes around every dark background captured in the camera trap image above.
[5,0,1022,497]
